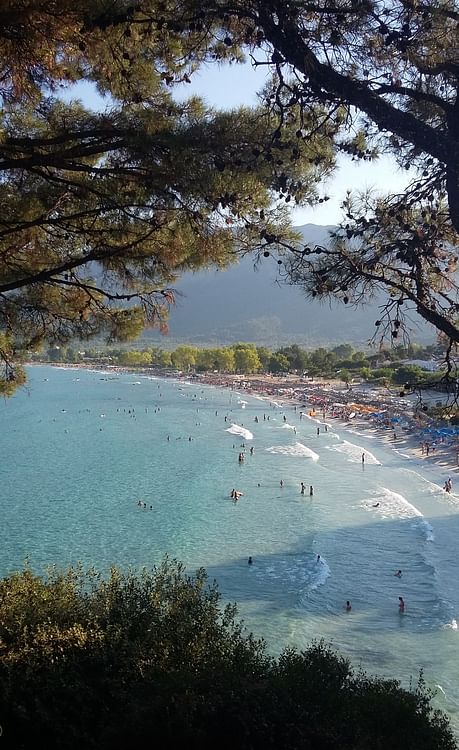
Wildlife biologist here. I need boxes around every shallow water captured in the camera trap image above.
[2,365,459,729]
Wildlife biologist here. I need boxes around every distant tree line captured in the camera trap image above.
[37,341,447,390]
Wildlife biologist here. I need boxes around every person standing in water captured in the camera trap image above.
[399,596,405,613]
[300,482,306,495]
[309,485,314,497]
[248,556,253,565]
[344,601,352,612]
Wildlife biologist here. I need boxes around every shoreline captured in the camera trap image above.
[34,361,459,489]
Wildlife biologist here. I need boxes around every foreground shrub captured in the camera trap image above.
[0,559,455,749]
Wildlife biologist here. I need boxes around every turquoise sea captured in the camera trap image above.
[2,365,459,729]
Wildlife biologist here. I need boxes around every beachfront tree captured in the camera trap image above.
[118,350,152,367]
[256,346,272,372]
[171,345,197,372]
[0,560,456,750]
[0,1,337,395]
[196,348,218,372]
[392,364,427,386]
[151,348,173,368]
[214,347,236,373]
[332,344,355,361]
[308,347,337,377]
[276,344,309,373]
[232,344,261,374]
[338,368,351,386]
[268,352,290,374]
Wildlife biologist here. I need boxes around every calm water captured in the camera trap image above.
[2,365,459,729]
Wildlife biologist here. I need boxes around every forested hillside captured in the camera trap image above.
[143,225,434,348]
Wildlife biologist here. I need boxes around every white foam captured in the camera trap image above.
[329,439,381,465]
[279,423,297,430]
[347,428,377,439]
[445,619,458,631]
[367,486,434,541]
[266,442,319,461]
[311,557,331,589]
[226,424,254,441]
[393,450,412,459]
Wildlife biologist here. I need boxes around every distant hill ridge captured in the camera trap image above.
[142,224,433,348]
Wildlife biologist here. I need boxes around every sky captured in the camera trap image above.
[66,59,413,227]
[175,61,413,227]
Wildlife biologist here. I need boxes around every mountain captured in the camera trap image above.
[142,224,435,349]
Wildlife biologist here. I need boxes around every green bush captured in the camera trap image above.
[0,560,455,750]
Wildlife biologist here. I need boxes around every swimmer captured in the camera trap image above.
[280,479,284,488]
[372,502,380,508]
[248,556,253,565]
[398,596,405,613]
[316,554,321,563]
[344,601,352,612]
[394,570,402,578]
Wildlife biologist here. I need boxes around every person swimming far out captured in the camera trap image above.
[394,570,402,578]
[344,601,352,612]
[248,556,253,565]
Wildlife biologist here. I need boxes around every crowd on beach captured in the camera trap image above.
[48,362,459,473]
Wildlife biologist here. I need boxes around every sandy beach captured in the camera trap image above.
[44,362,459,487]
